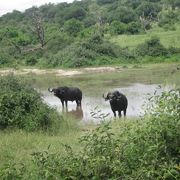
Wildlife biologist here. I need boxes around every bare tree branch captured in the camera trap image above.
[31,12,46,48]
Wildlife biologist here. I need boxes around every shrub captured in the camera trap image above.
[46,34,121,68]
[25,56,38,66]
[0,76,60,131]
[158,10,178,28]
[126,21,141,34]
[136,36,167,57]
[0,53,13,66]
[110,21,126,35]
[145,89,180,160]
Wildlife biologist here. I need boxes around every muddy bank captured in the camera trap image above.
[0,67,120,76]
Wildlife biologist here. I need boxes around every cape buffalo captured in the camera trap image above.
[48,86,82,108]
[103,90,128,118]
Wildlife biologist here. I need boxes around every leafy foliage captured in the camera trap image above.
[136,36,180,57]
[0,76,60,131]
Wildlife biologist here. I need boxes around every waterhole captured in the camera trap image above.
[41,83,171,123]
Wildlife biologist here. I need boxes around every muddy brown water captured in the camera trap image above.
[41,83,171,123]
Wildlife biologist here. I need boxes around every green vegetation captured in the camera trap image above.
[0,0,180,178]
[110,25,180,49]
[0,88,179,179]
[0,76,61,131]
[0,0,180,68]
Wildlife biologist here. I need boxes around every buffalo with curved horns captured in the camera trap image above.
[48,86,82,108]
[103,90,128,118]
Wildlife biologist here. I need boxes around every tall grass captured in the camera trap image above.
[0,114,82,168]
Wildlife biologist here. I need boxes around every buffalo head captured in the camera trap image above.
[48,88,65,96]
[103,92,114,101]
[103,90,128,118]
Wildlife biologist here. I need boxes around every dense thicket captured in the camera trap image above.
[0,0,180,67]
[0,89,179,179]
[0,76,61,131]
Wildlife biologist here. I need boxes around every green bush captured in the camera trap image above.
[136,36,168,57]
[41,34,122,68]
[158,10,178,29]
[0,53,13,66]
[110,21,126,35]
[63,18,84,37]
[0,76,60,131]
[25,56,38,66]
[126,21,141,34]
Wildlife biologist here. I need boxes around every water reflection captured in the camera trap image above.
[63,106,83,120]
[41,83,172,122]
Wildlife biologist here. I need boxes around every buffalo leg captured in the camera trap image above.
[76,100,81,107]
[61,100,64,109]
[65,101,68,109]
[123,109,126,117]
[118,111,122,118]
[76,100,79,106]
[79,100,82,107]
[113,110,116,117]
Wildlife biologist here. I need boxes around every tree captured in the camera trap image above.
[89,2,106,36]
[63,18,84,37]
[137,2,161,31]
[31,11,46,48]
[63,6,86,21]
[137,2,161,19]
[108,6,137,24]
[164,0,180,10]
[25,9,56,51]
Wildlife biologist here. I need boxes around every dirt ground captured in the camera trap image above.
[0,67,121,76]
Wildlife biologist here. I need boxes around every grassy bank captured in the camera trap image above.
[0,115,83,168]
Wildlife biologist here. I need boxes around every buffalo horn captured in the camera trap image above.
[48,88,53,92]
[102,93,105,99]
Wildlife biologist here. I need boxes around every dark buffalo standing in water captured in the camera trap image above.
[48,86,82,108]
[103,90,128,118]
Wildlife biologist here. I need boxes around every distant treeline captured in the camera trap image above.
[0,0,180,67]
